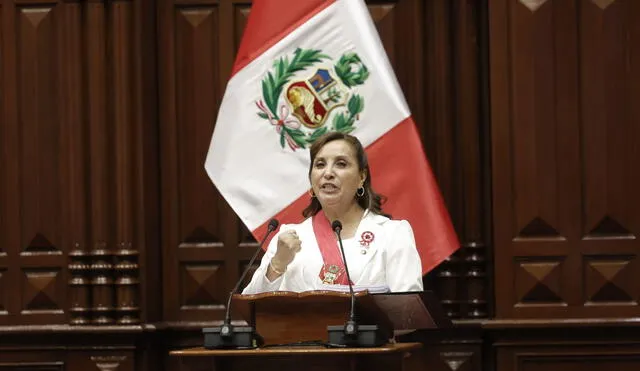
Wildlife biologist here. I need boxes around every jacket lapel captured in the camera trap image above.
[352,210,387,284]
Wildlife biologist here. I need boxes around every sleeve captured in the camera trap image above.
[241,226,286,295]
[385,220,424,292]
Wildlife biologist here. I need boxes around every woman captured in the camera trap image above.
[242,132,423,294]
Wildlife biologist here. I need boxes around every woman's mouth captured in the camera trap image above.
[320,184,339,193]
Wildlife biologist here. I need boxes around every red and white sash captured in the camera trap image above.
[312,210,351,285]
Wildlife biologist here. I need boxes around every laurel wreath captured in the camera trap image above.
[257,48,370,149]
[334,52,369,87]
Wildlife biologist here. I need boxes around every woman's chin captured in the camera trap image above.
[318,195,343,208]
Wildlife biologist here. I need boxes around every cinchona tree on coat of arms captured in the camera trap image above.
[255,48,370,150]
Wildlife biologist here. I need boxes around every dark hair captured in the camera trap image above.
[302,131,388,218]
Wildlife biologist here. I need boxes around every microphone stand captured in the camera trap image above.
[203,219,279,349]
[327,220,385,347]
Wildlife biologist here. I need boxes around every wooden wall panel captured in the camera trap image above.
[0,0,5,323]
[1,1,69,325]
[422,0,491,320]
[579,0,640,250]
[0,350,65,371]
[497,344,640,371]
[0,346,135,371]
[0,0,8,318]
[61,0,88,325]
[158,0,239,322]
[0,0,156,326]
[490,0,640,318]
[414,344,483,371]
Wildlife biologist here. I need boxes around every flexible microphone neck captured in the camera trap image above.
[224,219,279,324]
[332,220,356,323]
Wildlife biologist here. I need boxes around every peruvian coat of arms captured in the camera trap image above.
[255,48,370,150]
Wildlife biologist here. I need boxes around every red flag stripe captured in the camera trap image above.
[367,118,460,274]
[231,0,335,77]
[252,118,460,275]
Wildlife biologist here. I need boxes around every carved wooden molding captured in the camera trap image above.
[0,362,64,370]
[519,0,547,12]
[90,356,127,371]
[592,0,615,9]
[440,351,473,371]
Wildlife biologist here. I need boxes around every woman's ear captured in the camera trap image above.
[360,170,367,185]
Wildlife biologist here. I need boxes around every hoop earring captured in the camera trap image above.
[309,189,316,198]
[356,187,365,197]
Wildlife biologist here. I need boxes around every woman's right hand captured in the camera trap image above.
[270,229,302,273]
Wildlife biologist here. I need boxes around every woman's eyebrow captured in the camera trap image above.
[315,154,350,162]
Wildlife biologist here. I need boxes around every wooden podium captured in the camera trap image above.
[171,342,422,371]
[170,290,448,371]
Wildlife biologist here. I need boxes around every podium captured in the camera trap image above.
[170,290,449,371]
[171,342,422,371]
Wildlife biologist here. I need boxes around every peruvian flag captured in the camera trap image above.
[205,0,459,274]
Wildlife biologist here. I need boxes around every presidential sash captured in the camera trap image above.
[312,210,350,285]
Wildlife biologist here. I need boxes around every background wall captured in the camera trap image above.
[0,0,638,370]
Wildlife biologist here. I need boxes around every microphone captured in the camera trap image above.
[203,218,279,349]
[331,220,357,332]
[327,220,385,347]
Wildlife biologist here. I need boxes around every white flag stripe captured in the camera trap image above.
[336,0,411,123]
[205,0,410,231]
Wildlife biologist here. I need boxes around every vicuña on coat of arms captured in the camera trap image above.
[256,48,370,150]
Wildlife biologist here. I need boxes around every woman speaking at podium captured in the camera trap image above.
[242,132,423,294]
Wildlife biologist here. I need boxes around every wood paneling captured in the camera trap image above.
[0,0,156,326]
[499,348,640,371]
[3,0,640,370]
[494,322,640,371]
[424,0,491,320]
[0,327,139,371]
[2,1,71,325]
[490,0,640,318]
[407,333,484,371]
[158,0,234,323]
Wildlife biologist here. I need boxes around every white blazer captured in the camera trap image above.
[242,211,424,294]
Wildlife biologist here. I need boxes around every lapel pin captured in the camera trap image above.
[359,231,374,254]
